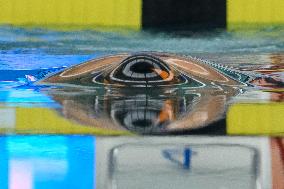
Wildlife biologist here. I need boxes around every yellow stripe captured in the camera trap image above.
[227,103,284,136]
[0,0,141,29]
[0,107,130,135]
[227,0,284,29]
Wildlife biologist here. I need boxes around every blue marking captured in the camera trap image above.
[162,147,193,170]
[183,148,191,169]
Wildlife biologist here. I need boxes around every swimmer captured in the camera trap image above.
[34,53,283,134]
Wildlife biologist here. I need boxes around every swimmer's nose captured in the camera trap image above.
[109,54,174,85]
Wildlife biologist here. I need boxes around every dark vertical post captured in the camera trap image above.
[142,0,226,30]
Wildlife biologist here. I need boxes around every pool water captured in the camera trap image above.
[0,26,283,189]
[0,26,283,135]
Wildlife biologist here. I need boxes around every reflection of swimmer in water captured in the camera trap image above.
[250,77,284,88]
[36,53,283,134]
[248,54,284,101]
[238,53,284,89]
[254,64,284,74]
[270,53,284,65]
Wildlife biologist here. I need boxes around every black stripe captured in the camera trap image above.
[142,0,226,31]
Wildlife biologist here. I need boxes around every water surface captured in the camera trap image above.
[0,26,283,135]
